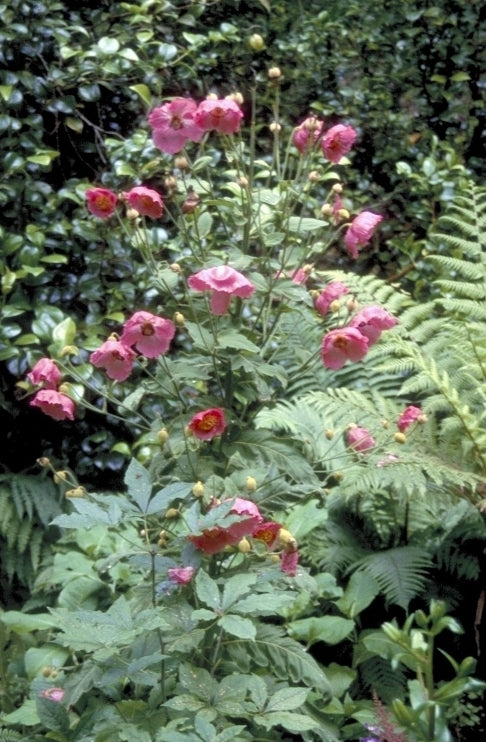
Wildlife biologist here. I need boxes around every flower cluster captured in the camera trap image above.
[27,358,75,421]
[321,304,397,370]
[85,185,164,220]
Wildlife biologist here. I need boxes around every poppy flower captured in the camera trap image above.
[120,311,175,358]
[90,339,136,382]
[85,187,118,219]
[188,265,255,315]
[148,97,204,154]
[195,98,243,134]
[188,408,226,440]
[350,306,397,345]
[27,358,62,389]
[30,389,75,421]
[321,327,369,369]
[344,211,383,259]
[322,124,358,163]
[124,186,164,218]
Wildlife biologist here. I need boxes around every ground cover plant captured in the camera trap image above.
[1,1,486,741]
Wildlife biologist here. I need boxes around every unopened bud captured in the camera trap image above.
[238,537,251,553]
[157,428,169,444]
[65,486,87,498]
[332,183,343,194]
[382,419,390,429]
[321,203,333,217]
[278,528,298,553]
[249,33,265,51]
[237,176,249,188]
[60,345,78,357]
[165,508,180,519]
[346,298,359,312]
[333,471,344,481]
[169,263,182,273]
[394,432,407,444]
[325,429,334,440]
[173,311,185,327]
[245,476,257,492]
[337,208,350,221]
[174,156,188,170]
[304,116,320,132]
[50,670,58,679]
[164,175,177,191]
[192,481,205,498]
[303,263,314,275]
[329,299,341,313]
[58,382,70,394]
[308,170,320,182]
[182,190,200,214]
[53,470,69,484]
[206,92,218,100]
[268,66,282,80]
[37,457,51,467]
[42,666,51,677]
[157,537,166,548]
[226,91,244,105]
[417,413,428,425]
[140,529,147,537]
[269,121,281,133]
[126,208,139,220]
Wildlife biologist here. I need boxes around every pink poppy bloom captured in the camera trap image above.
[253,521,282,548]
[188,526,234,554]
[281,549,299,576]
[224,497,263,541]
[85,187,118,219]
[321,124,358,163]
[195,98,243,135]
[344,211,383,259]
[188,407,226,440]
[350,306,397,345]
[90,339,136,382]
[188,265,255,315]
[120,311,175,358]
[397,405,423,433]
[27,358,62,389]
[292,116,324,154]
[347,426,376,453]
[40,687,65,703]
[321,327,369,369]
[168,566,196,585]
[315,281,350,317]
[124,186,164,218]
[148,97,204,155]
[30,389,75,421]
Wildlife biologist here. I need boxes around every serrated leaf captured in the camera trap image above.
[289,616,355,646]
[218,614,256,640]
[163,694,205,712]
[146,482,191,514]
[266,686,309,712]
[231,592,295,615]
[255,710,318,732]
[196,211,213,238]
[179,663,217,701]
[221,573,256,611]
[195,570,221,610]
[124,458,152,512]
[184,321,215,351]
[287,216,327,232]
[218,330,260,354]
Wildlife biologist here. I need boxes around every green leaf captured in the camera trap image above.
[289,616,355,646]
[52,316,76,346]
[24,646,69,679]
[1,699,39,726]
[124,458,152,512]
[129,84,152,107]
[27,150,59,166]
[36,693,70,734]
[97,36,120,54]
[146,482,191,514]
[287,216,327,232]
[195,570,221,611]
[266,686,309,712]
[218,614,256,640]
[0,84,13,102]
[184,321,215,351]
[163,694,205,712]
[221,573,256,611]
[255,710,318,732]
[178,663,217,701]
[196,211,213,239]
[40,254,68,264]
[0,611,58,633]
[335,571,380,619]
[218,330,260,354]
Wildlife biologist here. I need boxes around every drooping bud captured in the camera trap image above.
[321,203,333,217]
[238,537,251,553]
[269,121,281,133]
[174,156,189,170]
[308,170,320,182]
[169,263,182,273]
[37,457,51,467]
[173,311,185,327]
[249,33,265,51]
[165,508,180,519]
[245,476,257,492]
[332,183,343,194]
[60,345,78,357]
[182,190,200,214]
[65,486,87,498]
[157,428,169,444]
[268,66,282,80]
[325,429,334,440]
[192,481,205,498]
[394,432,407,444]
[53,470,69,484]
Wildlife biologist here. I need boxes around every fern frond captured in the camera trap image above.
[358,655,408,704]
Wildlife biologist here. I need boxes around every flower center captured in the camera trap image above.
[198,414,218,431]
[333,334,349,349]
[141,321,155,336]
[170,114,183,130]
[96,194,112,211]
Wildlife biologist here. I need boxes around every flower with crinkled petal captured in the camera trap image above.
[120,311,175,358]
[315,281,350,317]
[188,265,255,315]
[224,497,263,540]
[40,687,65,702]
[347,426,375,453]
[253,521,282,548]
[397,405,423,433]
[344,211,383,259]
[195,98,243,134]
[322,123,358,163]
[188,408,226,440]
[281,549,299,576]
[30,390,75,421]
[292,116,324,154]
[148,98,204,154]
[321,327,369,369]
[188,497,263,554]
[90,339,136,382]
[85,187,117,218]
[350,305,397,346]
[168,566,196,585]
[124,186,164,218]
[27,358,62,389]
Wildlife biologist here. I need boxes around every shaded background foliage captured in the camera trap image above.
[1,0,485,481]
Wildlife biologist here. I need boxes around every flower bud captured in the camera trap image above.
[321,203,333,217]
[174,156,188,170]
[337,208,350,221]
[346,298,359,312]
[65,486,87,498]
[192,481,205,498]
[332,183,343,194]
[169,263,182,273]
[53,470,69,484]
[42,666,51,677]
[226,91,244,105]
[37,457,51,467]
[182,190,200,214]
[237,176,249,188]
[329,299,341,313]
[164,175,177,191]
[60,345,78,357]
[325,429,334,440]
[173,311,185,327]
[245,476,257,492]
[238,537,251,553]
[249,33,265,51]
[157,537,167,548]
[269,121,281,133]
[50,670,58,679]
[278,528,297,552]
[394,432,407,444]
[58,383,70,394]
[157,428,169,444]
[268,66,282,79]
[165,508,180,519]
[333,471,344,481]
[126,208,139,220]
[382,419,390,429]
[308,170,320,182]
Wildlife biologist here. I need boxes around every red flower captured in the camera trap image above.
[321,327,369,369]
[253,521,282,548]
[148,98,204,155]
[344,211,383,259]
[188,265,255,315]
[350,306,397,346]
[321,124,358,164]
[90,339,136,382]
[189,526,234,554]
[30,390,75,421]
[315,281,350,317]
[347,426,375,453]
[292,116,324,154]
[188,407,226,440]
[195,98,243,135]
[85,187,118,218]
[168,566,196,585]
[120,311,175,358]
[189,498,263,554]
[27,358,62,389]
[397,405,424,433]
[124,186,164,218]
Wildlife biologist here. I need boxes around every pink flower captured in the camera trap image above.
[189,498,263,554]
[148,98,204,155]
[27,358,62,389]
[168,566,196,585]
[322,124,358,163]
[315,281,350,316]
[321,327,369,369]
[397,405,423,433]
[195,98,243,135]
[376,453,399,467]
[347,426,375,453]
[188,265,255,315]
[120,311,175,358]
[85,187,118,219]
[189,527,234,554]
[275,268,308,285]
[188,408,226,440]
[40,687,65,703]
[124,186,164,218]
[253,521,282,548]
[281,549,299,576]
[350,306,397,346]
[30,390,75,421]
[344,211,383,259]
[292,116,324,154]
[90,339,135,382]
